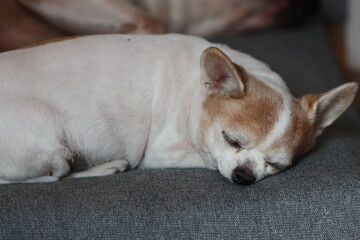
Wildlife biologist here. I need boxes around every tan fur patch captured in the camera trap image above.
[201,64,283,145]
[274,99,315,161]
[266,92,325,165]
[21,36,82,49]
[299,94,321,117]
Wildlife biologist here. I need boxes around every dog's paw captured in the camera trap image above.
[25,176,60,183]
[101,160,129,174]
[66,159,129,179]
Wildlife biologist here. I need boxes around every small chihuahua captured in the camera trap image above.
[0,35,357,184]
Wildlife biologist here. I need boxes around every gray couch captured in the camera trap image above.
[1,21,359,239]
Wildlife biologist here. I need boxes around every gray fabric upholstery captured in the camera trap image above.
[1,22,360,239]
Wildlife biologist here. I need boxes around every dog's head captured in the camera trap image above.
[200,47,358,184]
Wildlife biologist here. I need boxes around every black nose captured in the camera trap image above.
[232,167,256,185]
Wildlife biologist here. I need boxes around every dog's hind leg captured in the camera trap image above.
[0,153,71,184]
[0,145,72,184]
[0,97,71,184]
[66,160,128,179]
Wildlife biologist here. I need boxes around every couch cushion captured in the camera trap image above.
[1,22,360,239]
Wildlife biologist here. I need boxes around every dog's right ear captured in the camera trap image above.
[200,47,246,98]
[300,82,358,137]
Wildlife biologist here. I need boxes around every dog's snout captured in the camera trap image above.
[232,167,256,185]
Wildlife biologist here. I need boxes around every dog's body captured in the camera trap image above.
[0,35,357,184]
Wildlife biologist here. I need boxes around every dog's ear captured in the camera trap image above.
[201,47,246,98]
[300,82,358,137]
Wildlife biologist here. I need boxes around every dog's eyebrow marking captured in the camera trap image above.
[262,95,291,148]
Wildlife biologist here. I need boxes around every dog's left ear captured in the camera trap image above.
[300,82,358,137]
[200,47,246,98]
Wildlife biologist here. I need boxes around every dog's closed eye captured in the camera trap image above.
[266,161,287,171]
[222,131,242,149]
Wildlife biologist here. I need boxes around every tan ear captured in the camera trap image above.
[200,47,246,98]
[300,82,359,137]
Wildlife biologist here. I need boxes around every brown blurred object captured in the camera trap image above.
[231,0,289,33]
[0,0,64,52]
[0,0,307,52]
[325,20,360,110]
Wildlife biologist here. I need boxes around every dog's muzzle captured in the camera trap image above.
[231,167,256,185]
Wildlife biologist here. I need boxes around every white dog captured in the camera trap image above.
[0,34,357,184]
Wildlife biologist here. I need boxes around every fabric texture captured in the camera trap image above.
[1,21,360,239]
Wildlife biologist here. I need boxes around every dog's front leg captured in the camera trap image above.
[66,160,129,179]
[140,150,213,170]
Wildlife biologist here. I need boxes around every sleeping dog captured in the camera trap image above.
[0,35,357,184]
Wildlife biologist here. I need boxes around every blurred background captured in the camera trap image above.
[0,0,358,107]
[323,0,360,106]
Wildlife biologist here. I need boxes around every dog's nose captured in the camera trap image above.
[231,167,256,185]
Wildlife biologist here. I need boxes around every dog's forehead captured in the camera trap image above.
[221,76,285,143]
